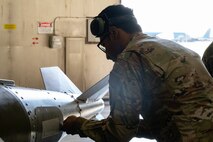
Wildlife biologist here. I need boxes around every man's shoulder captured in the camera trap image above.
[120,37,165,58]
[119,51,136,60]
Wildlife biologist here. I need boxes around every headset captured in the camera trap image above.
[90,14,137,37]
[90,14,112,37]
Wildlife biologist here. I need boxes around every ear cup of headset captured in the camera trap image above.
[90,17,106,37]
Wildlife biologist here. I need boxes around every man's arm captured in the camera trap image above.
[80,53,144,141]
[62,53,152,141]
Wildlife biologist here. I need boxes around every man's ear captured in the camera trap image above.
[108,26,119,40]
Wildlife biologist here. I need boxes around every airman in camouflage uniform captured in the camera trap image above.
[202,41,213,77]
[62,5,213,142]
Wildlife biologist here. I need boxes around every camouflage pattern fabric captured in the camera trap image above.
[202,41,213,77]
[80,33,213,142]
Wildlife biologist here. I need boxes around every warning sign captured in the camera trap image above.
[38,22,53,34]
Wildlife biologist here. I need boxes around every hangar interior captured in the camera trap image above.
[0,0,119,142]
[0,0,119,91]
[1,0,213,142]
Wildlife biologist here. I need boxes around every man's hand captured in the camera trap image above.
[61,115,78,134]
[61,115,87,137]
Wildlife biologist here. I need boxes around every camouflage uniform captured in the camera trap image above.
[79,33,213,142]
[202,41,213,77]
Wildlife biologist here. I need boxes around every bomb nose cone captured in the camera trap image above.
[0,87,31,142]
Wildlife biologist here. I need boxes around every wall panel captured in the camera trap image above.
[0,0,120,90]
